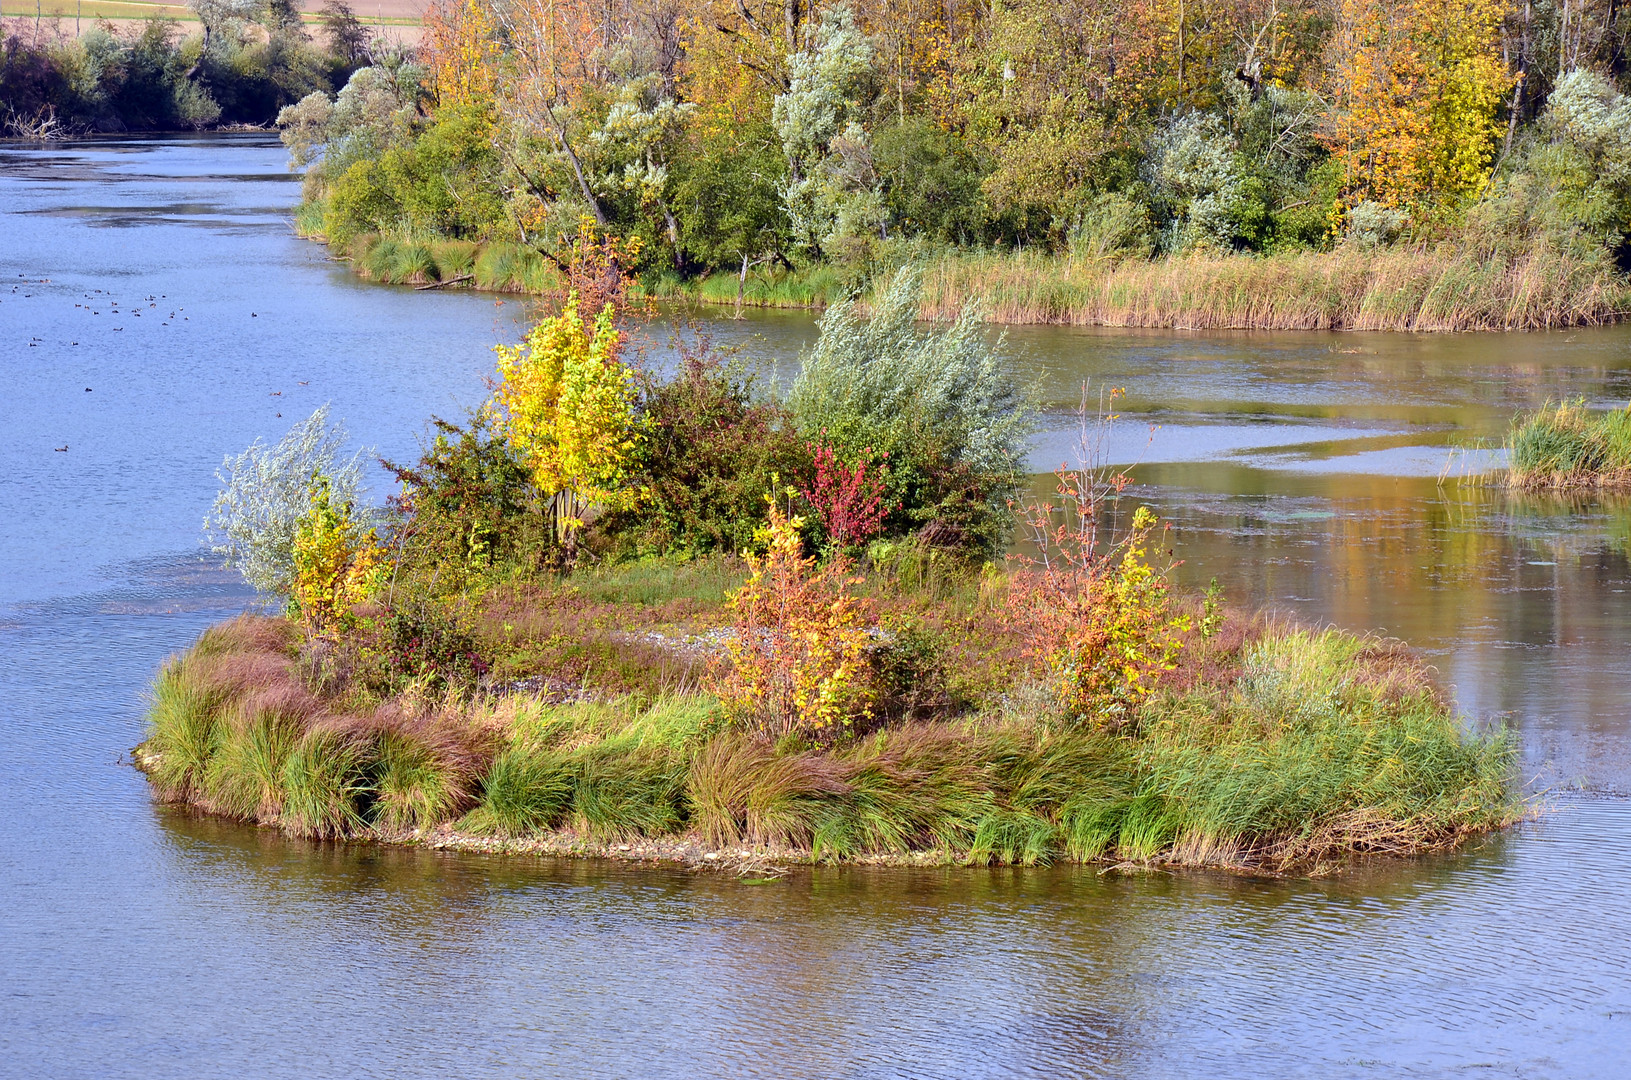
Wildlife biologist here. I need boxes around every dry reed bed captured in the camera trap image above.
[316,225,1630,330]
[135,612,1519,875]
[916,248,1631,331]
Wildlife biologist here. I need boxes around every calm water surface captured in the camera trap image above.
[3,136,1629,1078]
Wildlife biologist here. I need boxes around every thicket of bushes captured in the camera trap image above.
[0,1,374,134]
[268,0,1631,327]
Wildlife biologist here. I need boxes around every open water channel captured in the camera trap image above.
[2,135,1629,1078]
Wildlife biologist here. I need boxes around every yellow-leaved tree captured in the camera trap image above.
[491,291,643,550]
[290,474,386,632]
[1328,0,1511,209]
[422,0,503,111]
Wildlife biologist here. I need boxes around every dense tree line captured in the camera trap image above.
[275,0,1631,278]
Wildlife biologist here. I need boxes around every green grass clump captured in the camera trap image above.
[202,705,300,822]
[429,239,479,281]
[373,728,471,834]
[293,201,326,238]
[279,729,369,838]
[141,656,225,801]
[472,242,522,290]
[389,240,438,283]
[139,610,1517,872]
[353,235,397,282]
[459,738,576,836]
[1134,629,1516,868]
[460,696,710,838]
[1509,399,1631,488]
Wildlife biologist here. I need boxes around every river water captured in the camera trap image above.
[2,135,1629,1078]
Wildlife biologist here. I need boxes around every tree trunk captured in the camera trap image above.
[543,105,607,227]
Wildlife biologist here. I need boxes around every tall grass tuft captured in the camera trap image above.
[201,704,301,822]
[141,656,226,801]
[389,240,438,283]
[1508,399,1631,489]
[473,242,522,290]
[279,728,369,838]
[429,240,479,282]
[459,697,709,837]
[373,726,474,834]
[1134,629,1516,869]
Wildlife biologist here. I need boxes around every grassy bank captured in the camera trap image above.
[317,225,1631,330]
[135,562,1518,875]
[914,247,1631,331]
[1508,400,1631,489]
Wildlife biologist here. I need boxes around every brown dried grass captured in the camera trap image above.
[915,246,1631,331]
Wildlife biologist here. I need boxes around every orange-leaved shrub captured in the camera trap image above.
[712,502,875,741]
[1008,462,1191,732]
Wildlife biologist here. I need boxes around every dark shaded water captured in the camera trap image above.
[3,135,1629,1078]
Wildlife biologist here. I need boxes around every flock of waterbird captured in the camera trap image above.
[10,273,302,453]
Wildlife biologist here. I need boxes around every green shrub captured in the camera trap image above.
[382,412,554,585]
[788,268,1034,556]
[595,338,811,557]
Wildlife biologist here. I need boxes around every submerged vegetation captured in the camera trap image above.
[1508,399,1631,489]
[267,0,1631,329]
[137,252,1518,874]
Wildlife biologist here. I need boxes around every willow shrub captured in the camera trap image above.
[788,267,1033,556]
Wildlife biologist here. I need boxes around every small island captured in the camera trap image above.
[135,260,1517,874]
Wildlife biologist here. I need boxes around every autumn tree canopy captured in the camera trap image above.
[281,0,1631,269]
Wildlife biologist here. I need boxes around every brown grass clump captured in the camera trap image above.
[140,616,498,838]
[688,735,851,848]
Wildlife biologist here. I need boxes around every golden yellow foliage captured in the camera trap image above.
[423,0,503,110]
[714,503,876,739]
[491,290,643,536]
[291,476,387,632]
[1327,0,1511,208]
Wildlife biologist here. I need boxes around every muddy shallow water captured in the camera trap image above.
[3,135,1629,1078]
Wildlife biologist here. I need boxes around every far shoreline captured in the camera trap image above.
[316,224,1631,334]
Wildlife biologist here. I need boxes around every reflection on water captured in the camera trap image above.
[1132,476,1631,794]
[2,135,1630,1079]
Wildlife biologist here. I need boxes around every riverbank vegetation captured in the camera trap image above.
[266,0,1631,329]
[1508,399,1631,488]
[137,264,1517,872]
[0,0,379,134]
